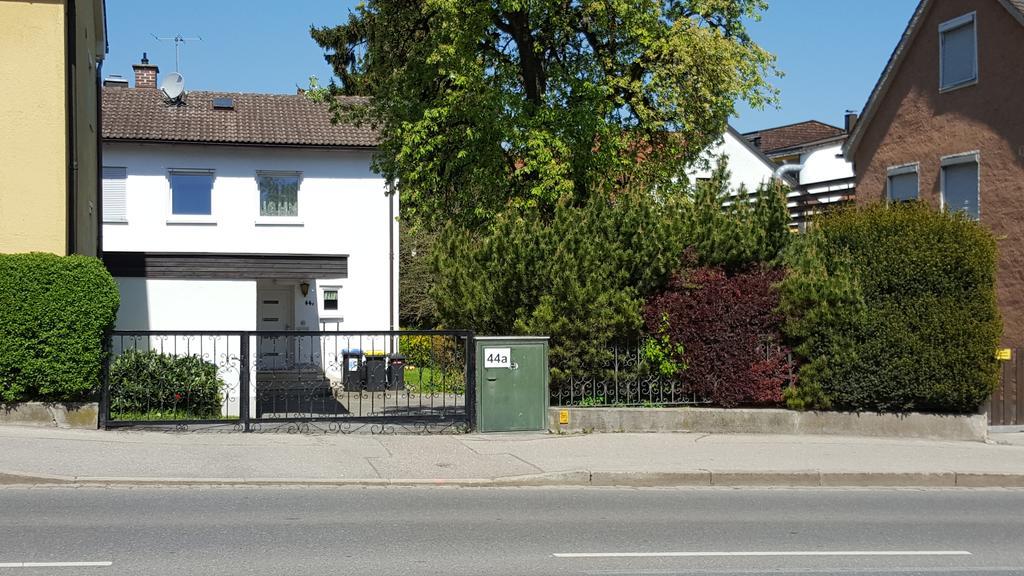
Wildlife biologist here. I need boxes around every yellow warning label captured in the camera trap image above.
[996,348,1013,361]
[559,410,569,425]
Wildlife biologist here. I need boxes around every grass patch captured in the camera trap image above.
[404,366,465,395]
[111,409,234,422]
[574,396,667,408]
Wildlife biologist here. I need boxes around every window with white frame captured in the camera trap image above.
[258,172,300,217]
[321,287,341,316]
[886,164,919,203]
[939,12,977,91]
[941,153,979,220]
[169,170,214,215]
[102,166,127,222]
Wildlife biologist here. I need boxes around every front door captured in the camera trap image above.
[257,289,292,370]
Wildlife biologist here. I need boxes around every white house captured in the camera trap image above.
[686,126,788,196]
[742,117,857,227]
[100,63,395,413]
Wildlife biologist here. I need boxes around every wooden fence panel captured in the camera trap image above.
[990,349,1021,426]
[1018,350,1024,425]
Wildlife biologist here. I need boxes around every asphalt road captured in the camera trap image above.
[1,487,1023,575]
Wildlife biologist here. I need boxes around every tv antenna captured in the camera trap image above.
[152,33,202,72]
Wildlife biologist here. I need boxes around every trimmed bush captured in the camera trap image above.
[109,349,224,418]
[780,203,1001,413]
[399,332,463,368]
[398,332,466,394]
[0,253,119,404]
[643,265,790,407]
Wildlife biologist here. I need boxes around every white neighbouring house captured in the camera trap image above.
[742,117,858,228]
[685,126,792,196]
[100,64,394,414]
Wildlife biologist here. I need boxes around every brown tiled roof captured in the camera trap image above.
[102,89,378,147]
[742,120,845,154]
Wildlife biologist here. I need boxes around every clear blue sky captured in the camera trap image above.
[104,0,918,133]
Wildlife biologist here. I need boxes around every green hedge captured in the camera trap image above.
[109,349,224,418]
[780,203,1001,413]
[0,253,120,403]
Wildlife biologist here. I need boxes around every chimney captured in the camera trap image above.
[103,75,129,88]
[844,110,859,133]
[132,52,159,89]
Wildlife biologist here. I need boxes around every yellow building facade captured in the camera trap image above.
[0,0,106,256]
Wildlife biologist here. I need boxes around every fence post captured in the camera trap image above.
[464,332,476,430]
[99,331,112,429]
[240,333,251,432]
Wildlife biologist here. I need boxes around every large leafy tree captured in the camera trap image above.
[312,0,779,228]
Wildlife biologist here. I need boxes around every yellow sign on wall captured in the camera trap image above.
[996,348,1013,361]
[558,410,569,425]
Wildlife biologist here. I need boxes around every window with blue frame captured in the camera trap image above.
[170,170,214,215]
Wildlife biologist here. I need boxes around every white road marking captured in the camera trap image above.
[0,561,112,568]
[553,550,972,558]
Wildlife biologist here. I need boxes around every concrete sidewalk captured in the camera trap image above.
[2,425,1024,487]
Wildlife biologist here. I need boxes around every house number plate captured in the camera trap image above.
[484,348,511,369]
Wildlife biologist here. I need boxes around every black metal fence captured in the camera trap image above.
[102,330,475,433]
[550,342,712,407]
[551,339,795,407]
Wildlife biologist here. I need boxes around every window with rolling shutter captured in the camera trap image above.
[939,13,977,91]
[886,164,919,203]
[102,166,127,223]
[941,153,980,220]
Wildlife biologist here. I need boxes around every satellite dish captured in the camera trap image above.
[160,72,185,100]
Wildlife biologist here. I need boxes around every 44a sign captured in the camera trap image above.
[483,347,511,368]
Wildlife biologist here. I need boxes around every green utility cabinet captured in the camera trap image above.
[475,336,549,432]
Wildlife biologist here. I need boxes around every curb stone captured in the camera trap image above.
[819,472,956,487]
[4,469,1024,488]
[589,471,711,487]
[711,471,822,486]
[0,472,71,485]
[491,470,592,486]
[955,473,1024,487]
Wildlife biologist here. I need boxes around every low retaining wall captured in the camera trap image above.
[0,402,99,429]
[548,407,988,442]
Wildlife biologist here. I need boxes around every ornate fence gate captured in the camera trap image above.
[101,330,475,433]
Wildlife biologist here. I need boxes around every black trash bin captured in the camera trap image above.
[364,353,388,391]
[387,354,406,391]
[342,349,363,389]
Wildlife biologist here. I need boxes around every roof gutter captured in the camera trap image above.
[101,138,378,150]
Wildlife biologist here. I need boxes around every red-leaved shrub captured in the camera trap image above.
[643,266,791,407]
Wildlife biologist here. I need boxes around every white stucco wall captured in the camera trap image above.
[115,278,257,331]
[103,143,397,333]
[687,129,777,195]
[112,278,257,417]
